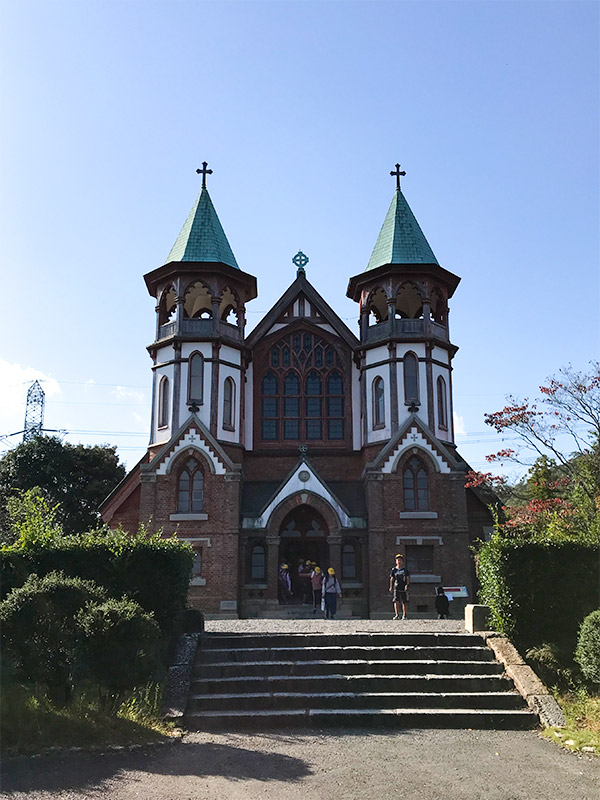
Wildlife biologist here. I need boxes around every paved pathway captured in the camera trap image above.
[3,729,598,799]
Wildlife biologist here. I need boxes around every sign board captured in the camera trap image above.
[219,600,237,611]
[442,585,468,600]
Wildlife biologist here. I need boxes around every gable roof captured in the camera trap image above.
[164,188,239,268]
[366,189,438,271]
[144,414,241,476]
[245,273,359,350]
[365,413,464,476]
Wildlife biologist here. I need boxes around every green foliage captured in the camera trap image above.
[475,536,599,654]
[1,523,194,636]
[0,572,106,702]
[0,435,125,538]
[525,643,577,690]
[575,610,600,686]
[77,597,163,708]
[6,489,62,547]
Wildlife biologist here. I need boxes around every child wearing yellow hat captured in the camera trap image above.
[321,567,342,619]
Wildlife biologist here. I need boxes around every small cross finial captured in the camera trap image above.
[390,163,406,191]
[292,250,309,276]
[188,401,200,414]
[299,444,308,456]
[196,161,213,189]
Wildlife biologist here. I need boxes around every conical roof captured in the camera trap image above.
[366,189,438,271]
[164,188,239,268]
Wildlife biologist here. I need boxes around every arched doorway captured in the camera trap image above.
[278,505,329,604]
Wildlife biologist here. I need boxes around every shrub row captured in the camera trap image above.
[0,572,163,707]
[476,538,599,653]
[0,528,194,636]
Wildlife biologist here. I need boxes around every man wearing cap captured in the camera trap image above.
[322,567,342,619]
[389,553,410,620]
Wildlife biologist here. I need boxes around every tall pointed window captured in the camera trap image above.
[158,376,169,428]
[326,370,344,440]
[261,370,279,440]
[437,375,448,429]
[283,371,300,440]
[403,456,429,510]
[403,352,419,404]
[188,353,204,404]
[305,370,322,440]
[223,377,235,430]
[372,377,385,428]
[258,332,348,444]
[178,458,204,513]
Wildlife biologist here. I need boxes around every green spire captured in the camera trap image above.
[366,189,438,271]
[164,188,239,268]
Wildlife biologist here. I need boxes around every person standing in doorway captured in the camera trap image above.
[389,553,410,620]
[322,567,342,619]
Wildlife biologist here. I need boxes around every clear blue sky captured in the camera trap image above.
[1,0,598,479]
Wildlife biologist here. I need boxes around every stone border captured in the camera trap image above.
[3,734,184,762]
[480,632,566,729]
[161,633,202,720]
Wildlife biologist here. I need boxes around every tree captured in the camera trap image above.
[466,363,600,538]
[0,436,126,538]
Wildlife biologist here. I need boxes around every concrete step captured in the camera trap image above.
[187,690,527,713]
[196,645,495,664]
[193,659,504,679]
[200,632,485,649]
[190,673,514,695]
[184,707,537,730]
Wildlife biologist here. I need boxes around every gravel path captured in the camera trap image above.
[2,729,597,799]
[204,618,466,634]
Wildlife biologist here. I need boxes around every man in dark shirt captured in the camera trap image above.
[389,553,410,620]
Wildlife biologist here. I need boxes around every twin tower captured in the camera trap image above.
[102,165,489,619]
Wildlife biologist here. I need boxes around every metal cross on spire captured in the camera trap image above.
[196,161,213,189]
[390,163,406,191]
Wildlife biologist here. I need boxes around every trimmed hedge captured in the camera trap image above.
[0,572,107,700]
[575,610,600,686]
[0,529,194,636]
[476,539,599,652]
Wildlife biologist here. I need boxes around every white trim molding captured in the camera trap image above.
[381,426,451,474]
[156,427,227,476]
[396,535,443,545]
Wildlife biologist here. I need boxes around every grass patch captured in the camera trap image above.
[542,689,600,755]
[1,680,179,757]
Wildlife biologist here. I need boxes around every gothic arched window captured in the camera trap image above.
[305,370,323,440]
[188,353,204,404]
[178,458,204,513]
[259,333,346,443]
[158,376,169,428]
[403,456,429,510]
[223,377,235,430]
[372,376,385,428]
[437,375,448,429]
[403,352,419,404]
[261,370,279,440]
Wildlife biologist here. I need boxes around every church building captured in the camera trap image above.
[101,164,493,618]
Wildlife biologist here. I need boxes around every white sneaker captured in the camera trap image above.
[393,614,399,620]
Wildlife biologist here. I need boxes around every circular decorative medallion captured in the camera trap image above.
[298,470,310,483]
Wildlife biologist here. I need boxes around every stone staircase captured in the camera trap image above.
[184,631,538,729]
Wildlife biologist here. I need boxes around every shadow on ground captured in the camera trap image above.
[1,739,313,794]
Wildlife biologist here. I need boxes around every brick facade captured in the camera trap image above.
[100,182,494,618]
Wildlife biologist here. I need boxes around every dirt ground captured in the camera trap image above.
[2,728,598,800]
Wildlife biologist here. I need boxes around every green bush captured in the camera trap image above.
[77,597,163,709]
[1,526,194,636]
[0,572,106,702]
[525,642,577,689]
[575,610,600,686]
[476,538,598,653]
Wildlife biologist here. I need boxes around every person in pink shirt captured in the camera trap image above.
[310,566,323,614]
